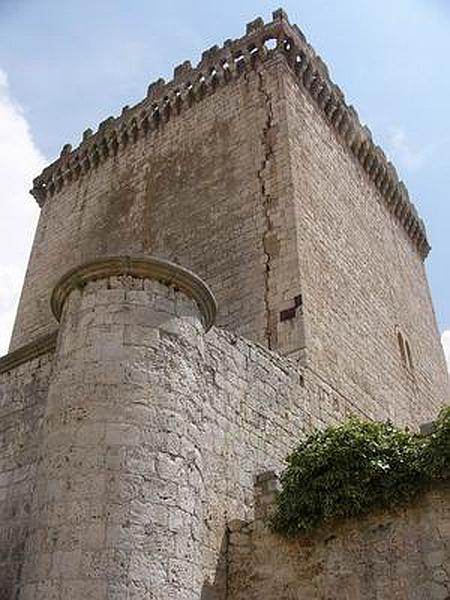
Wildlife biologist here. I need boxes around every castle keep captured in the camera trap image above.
[0,9,448,599]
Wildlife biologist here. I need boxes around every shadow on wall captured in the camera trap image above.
[200,530,229,600]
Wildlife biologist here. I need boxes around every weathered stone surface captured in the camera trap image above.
[0,8,449,600]
[10,269,306,598]
[11,12,448,424]
[228,477,450,600]
[0,352,53,600]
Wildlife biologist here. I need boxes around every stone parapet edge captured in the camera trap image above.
[30,9,429,258]
[0,331,58,375]
[50,255,217,331]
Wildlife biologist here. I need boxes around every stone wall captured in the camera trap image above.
[0,255,448,598]
[18,270,214,599]
[1,8,449,599]
[7,255,372,599]
[10,11,448,433]
[10,53,300,356]
[283,61,449,426]
[0,350,54,600]
[228,474,450,600]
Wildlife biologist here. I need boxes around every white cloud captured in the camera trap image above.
[442,330,450,373]
[388,127,432,172]
[0,69,45,355]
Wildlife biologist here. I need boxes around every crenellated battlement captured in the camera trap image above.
[30,9,429,258]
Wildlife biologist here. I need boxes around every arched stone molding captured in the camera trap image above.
[50,255,217,331]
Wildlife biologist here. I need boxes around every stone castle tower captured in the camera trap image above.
[0,9,448,599]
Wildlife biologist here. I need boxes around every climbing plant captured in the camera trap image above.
[420,405,450,480]
[272,406,450,536]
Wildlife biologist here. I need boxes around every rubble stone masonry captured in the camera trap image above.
[228,473,450,600]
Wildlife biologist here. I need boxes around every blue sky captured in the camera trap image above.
[0,0,448,363]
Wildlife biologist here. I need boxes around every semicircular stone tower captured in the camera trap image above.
[20,256,216,598]
[0,8,448,600]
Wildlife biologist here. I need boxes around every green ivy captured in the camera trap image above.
[271,406,450,536]
[420,406,450,479]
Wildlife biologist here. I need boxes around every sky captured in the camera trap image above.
[0,0,448,369]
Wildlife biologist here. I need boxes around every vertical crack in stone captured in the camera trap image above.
[257,70,275,350]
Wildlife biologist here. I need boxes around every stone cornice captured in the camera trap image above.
[30,9,429,259]
[0,331,58,375]
[51,256,217,331]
